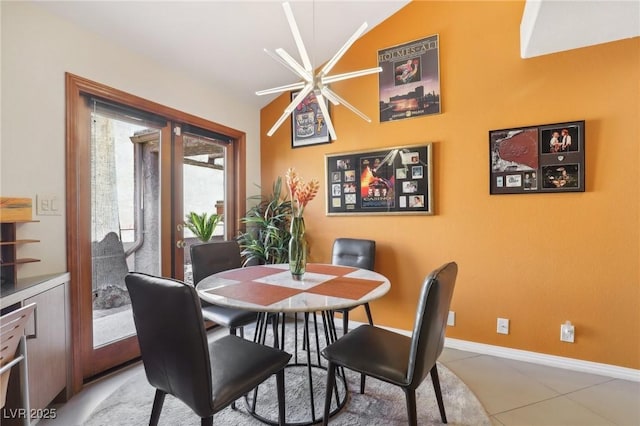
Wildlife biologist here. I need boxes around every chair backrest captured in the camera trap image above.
[406,262,458,389]
[1,303,36,408]
[190,241,242,285]
[125,272,213,418]
[331,238,376,270]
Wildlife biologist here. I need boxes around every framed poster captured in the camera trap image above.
[325,144,433,215]
[489,120,585,194]
[378,34,441,123]
[291,91,331,148]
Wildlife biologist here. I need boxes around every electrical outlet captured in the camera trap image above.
[560,321,575,343]
[497,317,509,335]
[447,311,455,326]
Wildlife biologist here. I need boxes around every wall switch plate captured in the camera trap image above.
[37,194,62,216]
[447,311,455,326]
[561,321,575,343]
[497,317,509,334]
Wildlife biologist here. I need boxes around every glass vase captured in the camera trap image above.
[288,216,307,281]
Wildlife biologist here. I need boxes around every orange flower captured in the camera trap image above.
[285,168,299,200]
[285,168,319,217]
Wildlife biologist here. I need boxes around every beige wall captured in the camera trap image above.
[0,1,262,277]
[260,1,640,369]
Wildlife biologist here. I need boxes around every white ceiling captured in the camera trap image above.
[521,0,640,58]
[32,1,639,109]
[34,0,410,109]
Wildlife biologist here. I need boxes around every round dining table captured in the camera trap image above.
[196,262,390,426]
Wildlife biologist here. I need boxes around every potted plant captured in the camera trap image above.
[237,177,292,265]
[185,211,223,242]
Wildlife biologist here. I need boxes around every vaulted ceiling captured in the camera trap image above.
[33,1,639,109]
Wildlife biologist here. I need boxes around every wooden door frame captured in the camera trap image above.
[65,73,246,394]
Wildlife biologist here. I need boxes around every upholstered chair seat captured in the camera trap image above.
[125,272,291,426]
[321,262,458,425]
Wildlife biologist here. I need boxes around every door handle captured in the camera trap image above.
[176,240,186,249]
[176,223,183,232]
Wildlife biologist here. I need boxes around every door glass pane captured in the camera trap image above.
[91,106,162,348]
[182,133,226,285]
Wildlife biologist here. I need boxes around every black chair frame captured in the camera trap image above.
[321,262,458,425]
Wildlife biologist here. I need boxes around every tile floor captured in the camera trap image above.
[439,349,640,426]
[42,326,640,426]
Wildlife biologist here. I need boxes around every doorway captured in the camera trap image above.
[66,73,246,393]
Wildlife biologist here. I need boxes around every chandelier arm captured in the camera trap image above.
[266,84,314,137]
[263,48,310,80]
[261,2,377,139]
[322,87,372,123]
[256,81,307,96]
[276,48,312,82]
[321,67,382,85]
[315,93,337,141]
[282,2,313,72]
[320,87,340,106]
[320,22,368,77]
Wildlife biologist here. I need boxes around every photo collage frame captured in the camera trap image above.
[325,144,433,215]
[489,120,585,194]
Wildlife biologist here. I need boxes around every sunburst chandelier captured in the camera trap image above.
[257,2,382,140]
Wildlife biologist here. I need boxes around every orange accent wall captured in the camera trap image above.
[260,1,639,369]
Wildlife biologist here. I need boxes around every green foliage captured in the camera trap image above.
[237,177,292,266]
[185,211,222,242]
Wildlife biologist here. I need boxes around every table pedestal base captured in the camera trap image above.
[246,312,348,425]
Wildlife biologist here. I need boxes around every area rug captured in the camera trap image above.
[86,321,490,425]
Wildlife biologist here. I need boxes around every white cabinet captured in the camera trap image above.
[24,283,68,414]
[0,273,69,423]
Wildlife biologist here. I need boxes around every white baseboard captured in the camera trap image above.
[444,337,640,382]
[350,320,640,382]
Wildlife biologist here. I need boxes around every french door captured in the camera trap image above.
[66,74,245,393]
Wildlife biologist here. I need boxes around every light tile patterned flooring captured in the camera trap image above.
[43,326,640,426]
[439,349,640,425]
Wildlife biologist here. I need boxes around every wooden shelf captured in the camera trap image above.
[0,220,39,224]
[0,239,40,246]
[1,258,41,266]
[0,221,40,285]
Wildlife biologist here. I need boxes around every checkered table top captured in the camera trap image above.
[196,263,390,313]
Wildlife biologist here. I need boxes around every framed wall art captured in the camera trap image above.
[325,144,433,216]
[378,34,441,123]
[489,120,585,194]
[291,91,331,148]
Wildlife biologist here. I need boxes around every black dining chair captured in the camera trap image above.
[125,272,291,426]
[331,238,376,335]
[321,262,458,426]
[190,241,259,338]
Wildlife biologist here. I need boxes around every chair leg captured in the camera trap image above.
[362,302,374,396]
[201,417,213,426]
[403,388,418,426]
[430,364,447,423]
[342,310,349,335]
[276,369,286,426]
[322,362,337,425]
[364,303,374,325]
[149,389,166,426]
[271,313,280,349]
[229,323,238,409]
